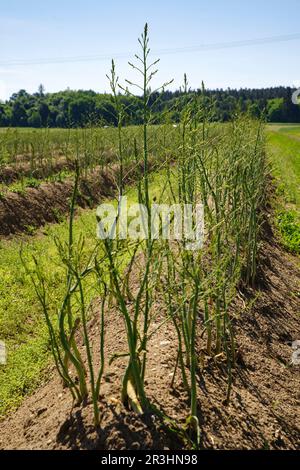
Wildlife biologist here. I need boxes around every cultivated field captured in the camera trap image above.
[0,32,299,450]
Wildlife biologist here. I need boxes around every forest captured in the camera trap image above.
[0,85,299,128]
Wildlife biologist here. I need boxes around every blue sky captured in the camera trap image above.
[0,0,299,100]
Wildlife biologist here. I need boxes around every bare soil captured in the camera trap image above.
[0,222,299,450]
[0,160,154,237]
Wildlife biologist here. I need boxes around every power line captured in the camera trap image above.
[1,33,300,67]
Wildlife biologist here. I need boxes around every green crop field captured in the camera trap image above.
[0,115,299,440]
[267,125,300,254]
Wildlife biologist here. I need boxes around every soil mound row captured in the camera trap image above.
[0,160,152,237]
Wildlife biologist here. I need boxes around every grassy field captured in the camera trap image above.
[267,124,300,254]
[267,124,300,205]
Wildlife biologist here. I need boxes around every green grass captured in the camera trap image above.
[276,210,300,254]
[0,168,169,417]
[267,125,300,254]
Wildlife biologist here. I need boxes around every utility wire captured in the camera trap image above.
[0,33,300,67]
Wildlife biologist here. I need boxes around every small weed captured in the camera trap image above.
[25,225,37,235]
[26,178,41,189]
[10,183,26,195]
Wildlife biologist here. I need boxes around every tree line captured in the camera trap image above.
[0,84,299,128]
